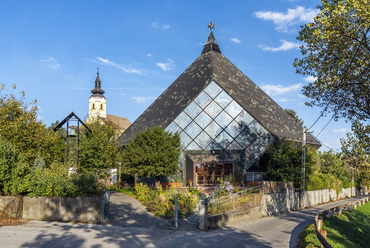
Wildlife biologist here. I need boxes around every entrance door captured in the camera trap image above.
[194,163,234,186]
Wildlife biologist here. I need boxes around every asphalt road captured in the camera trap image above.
[0,196,366,248]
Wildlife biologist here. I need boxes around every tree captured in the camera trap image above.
[78,119,119,175]
[294,0,370,121]
[341,120,370,187]
[261,139,315,190]
[285,108,304,125]
[0,139,30,195]
[122,126,181,187]
[0,84,63,164]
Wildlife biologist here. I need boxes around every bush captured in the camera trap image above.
[26,162,75,197]
[71,172,106,197]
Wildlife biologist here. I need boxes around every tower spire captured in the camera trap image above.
[202,22,221,54]
[91,68,105,96]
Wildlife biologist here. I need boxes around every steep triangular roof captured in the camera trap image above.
[118,32,320,146]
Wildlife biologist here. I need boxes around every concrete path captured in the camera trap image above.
[0,196,367,247]
[106,191,173,229]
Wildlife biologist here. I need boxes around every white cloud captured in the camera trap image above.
[298,94,306,98]
[157,58,175,71]
[120,93,125,96]
[133,96,157,103]
[261,83,303,96]
[333,128,347,133]
[259,40,300,51]
[304,76,316,83]
[151,22,171,30]
[41,57,60,69]
[278,98,290,102]
[255,6,319,32]
[147,53,152,57]
[231,38,241,43]
[97,57,143,74]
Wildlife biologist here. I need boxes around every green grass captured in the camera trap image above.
[299,201,370,248]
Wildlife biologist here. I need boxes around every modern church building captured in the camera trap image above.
[118,28,320,186]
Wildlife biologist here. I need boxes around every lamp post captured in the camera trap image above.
[302,126,313,208]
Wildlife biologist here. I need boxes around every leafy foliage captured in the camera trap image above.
[134,183,198,217]
[285,108,304,125]
[26,162,75,197]
[79,119,119,175]
[341,120,370,187]
[122,126,181,186]
[294,0,370,121]
[261,139,315,190]
[0,139,30,195]
[307,150,352,191]
[0,84,64,164]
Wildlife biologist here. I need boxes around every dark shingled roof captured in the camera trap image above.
[118,32,320,147]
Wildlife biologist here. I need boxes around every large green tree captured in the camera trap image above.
[78,119,119,175]
[294,0,370,121]
[122,126,181,187]
[0,84,64,164]
[341,120,370,187]
[261,139,315,190]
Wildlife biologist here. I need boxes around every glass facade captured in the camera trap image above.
[165,81,275,168]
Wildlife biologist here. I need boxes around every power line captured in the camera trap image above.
[307,27,369,131]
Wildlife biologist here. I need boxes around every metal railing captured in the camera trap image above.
[206,185,262,216]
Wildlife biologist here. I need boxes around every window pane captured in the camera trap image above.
[225,120,241,138]
[215,111,232,128]
[215,91,232,108]
[227,140,242,150]
[179,131,192,149]
[259,130,275,146]
[247,141,265,159]
[165,122,181,134]
[249,120,265,135]
[204,101,222,119]
[225,100,243,118]
[205,141,223,150]
[187,141,202,150]
[235,110,253,128]
[235,129,253,148]
[204,121,222,139]
[204,81,222,99]
[215,131,233,149]
[184,121,202,139]
[184,101,201,119]
[174,112,192,129]
[194,131,212,149]
[194,91,212,108]
[194,111,212,128]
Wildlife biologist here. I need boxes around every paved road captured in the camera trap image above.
[0,196,366,248]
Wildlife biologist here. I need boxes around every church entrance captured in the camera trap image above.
[194,163,233,186]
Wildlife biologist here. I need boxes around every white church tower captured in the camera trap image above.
[87,69,107,123]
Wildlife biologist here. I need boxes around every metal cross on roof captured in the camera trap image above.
[207,22,215,30]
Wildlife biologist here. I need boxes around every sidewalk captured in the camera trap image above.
[0,195,367,247]
[107,191,200,231]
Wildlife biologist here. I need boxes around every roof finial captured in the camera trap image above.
[207,21,215,30]
[97,67,99,75]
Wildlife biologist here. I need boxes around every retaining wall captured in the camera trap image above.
[0,193,109,224]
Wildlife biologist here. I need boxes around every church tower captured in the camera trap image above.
[87,69,107,123]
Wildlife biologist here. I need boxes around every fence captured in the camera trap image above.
[208,185,262,216]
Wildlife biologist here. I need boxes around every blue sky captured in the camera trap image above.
[0,0,354,152]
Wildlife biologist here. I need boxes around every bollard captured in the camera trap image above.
[317,219,322,231]
[199,194,208,231]
[320,230,327,239]
[338,209,342,216]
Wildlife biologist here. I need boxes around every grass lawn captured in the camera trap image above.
[300,201,370,248]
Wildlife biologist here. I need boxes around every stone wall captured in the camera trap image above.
[1,195,106,224]
[0,196,22,219]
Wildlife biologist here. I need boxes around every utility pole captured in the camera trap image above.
[302,126,313,208]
